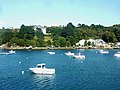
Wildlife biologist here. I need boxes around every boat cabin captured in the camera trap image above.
[36,64,46,68]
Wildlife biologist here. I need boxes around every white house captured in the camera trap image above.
[95,39,106,46]
[87,39,95,45]
[76,39,85,46]
[76,39,106,47]
[116,42,120,46]
[34,25,47,35]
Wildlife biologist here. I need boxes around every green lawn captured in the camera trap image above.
[44,35,53,42]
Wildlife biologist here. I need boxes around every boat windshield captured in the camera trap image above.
[42,65,45,68]
[37,65,41,68]
[37,65,45,68]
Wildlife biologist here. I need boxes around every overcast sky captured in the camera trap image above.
[0,0,120,28]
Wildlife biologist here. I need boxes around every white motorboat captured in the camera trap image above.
[47,52,55,54]
[65,51,74,57]
[73,53,85,59]
[9,50,16,54]
[99,50,109,54]
[29,63,55,75]
[113,52,120,57]
[0,50,15,55]
[0,52,11,55]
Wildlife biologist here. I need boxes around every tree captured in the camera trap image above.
[58,36,66,47]
[102,31,117,43]
[19,25,35,40]
[9,37,19,46]
[17,39,25,46]
[88,41,91,46]
[66,36,76,46]
[84,40,87,46]
[66,41,71,47]
[46,40,52,47]
[2,31,14,44]
[66,22,75,29]
[53,40,60,47]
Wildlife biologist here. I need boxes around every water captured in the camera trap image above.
[0,49,120,90]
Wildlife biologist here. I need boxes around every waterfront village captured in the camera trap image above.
[0,23,120,50]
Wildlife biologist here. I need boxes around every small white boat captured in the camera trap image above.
[113,52,120,57]
[0,50,15,55]
[9,50,16,54]
[47,52,55,54]
[99,50,109,54]
[65,51,74,57]
[29,63,55,75]
[73,53,85,59]
[0,52,11,55]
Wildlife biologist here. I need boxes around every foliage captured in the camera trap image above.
[0,23,120,47]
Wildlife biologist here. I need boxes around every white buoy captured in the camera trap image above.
[19,62,21,64]
[26,57,28,59]
[22,71,24,74]
[81,61,83,63]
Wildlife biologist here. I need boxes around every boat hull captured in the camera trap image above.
[74,55,85,59]
[114,54,120,57]
[29,68,55,75]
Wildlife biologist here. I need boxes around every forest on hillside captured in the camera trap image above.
[0,22,120,47]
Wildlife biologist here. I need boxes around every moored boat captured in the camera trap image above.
[65,51,74,57]
[113,52,120,57]
[73,53,85,59]
[0,50,16,55]
[29,63,55,75]
[47,52,55,54]
[99,50,109,54]
[9,50,16,54]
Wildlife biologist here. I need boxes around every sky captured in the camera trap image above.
[0,0,120,28]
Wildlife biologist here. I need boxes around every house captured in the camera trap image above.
[34,25,47,35]
[76,39,106,47]
[116,42,120,46]
[78,39,85,46]
[87,39,95,45]
[95,39,106,46]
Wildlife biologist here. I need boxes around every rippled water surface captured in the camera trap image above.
[0,49,120,90]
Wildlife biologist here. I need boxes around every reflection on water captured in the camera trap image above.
[32,75,55,90]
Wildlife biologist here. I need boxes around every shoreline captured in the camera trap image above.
[0,46,119,50]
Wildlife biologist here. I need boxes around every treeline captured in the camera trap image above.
[0,23,120,47]
[0,24,45,47]
[47,23,120,46]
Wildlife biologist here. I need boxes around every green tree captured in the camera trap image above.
[53,40,60,47]
[66,36,76,46]
[102,31,117,43]
[88,41,91,46]
[17,39,25,46]
[84,40,87,46]
[66,41,71,47]
[2,31,14,44]
[19,25,35,40]
[58,37,66,47]
[46,40,52,47]
[9,37,19,46]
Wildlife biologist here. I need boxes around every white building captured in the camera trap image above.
[76,39,85,46]
[76,39,106,47]
[34,25,47,35]
[116,42,120,46]
[87,39,95,45]
[95,39,105,46]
